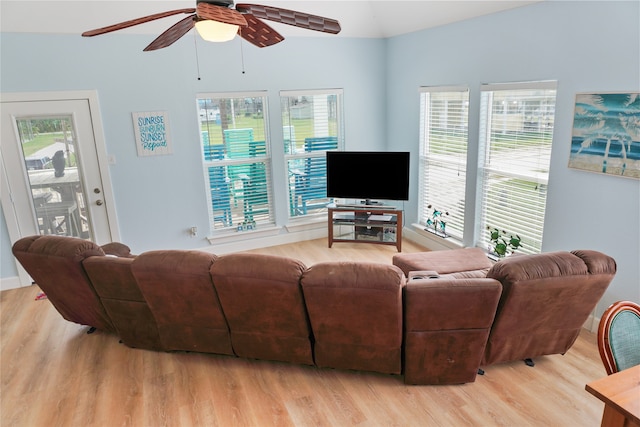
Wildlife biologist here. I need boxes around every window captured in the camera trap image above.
[418,86,469,240]
[477,81,557,254]
[197,92,273,231]
[281,89,344,218]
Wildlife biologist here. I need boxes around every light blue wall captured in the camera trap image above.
[386,0,640,313]
[2,1,639,315]
[1,32,386,259]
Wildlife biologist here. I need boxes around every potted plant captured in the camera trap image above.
[487,227,522,259]
[425,205,449,238]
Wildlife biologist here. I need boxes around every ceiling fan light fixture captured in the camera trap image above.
[195,19,238,42]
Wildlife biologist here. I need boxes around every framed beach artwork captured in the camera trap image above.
[568,92,640,179]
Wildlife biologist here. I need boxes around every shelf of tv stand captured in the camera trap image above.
[328,204,403,252]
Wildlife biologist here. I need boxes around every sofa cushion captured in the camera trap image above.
[301,261,406,374]
[84,256,162,350]
[403,277,502,384]
[210,253,313,365]
[392,247,492,277]
[131,250,233,355]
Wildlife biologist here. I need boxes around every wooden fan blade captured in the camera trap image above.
[239,14,284,48]
[143,15,196,51]
[82,9,195,37]
[235,4,341,34]
[196,3,248,27]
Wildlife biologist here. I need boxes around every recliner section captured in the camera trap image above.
[210,252,314,365]
[131,250,234,356]
[301,261,406,375]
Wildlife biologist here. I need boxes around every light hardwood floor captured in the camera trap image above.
[1,238,608,426]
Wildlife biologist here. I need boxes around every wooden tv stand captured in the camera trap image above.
[328,204,403,252]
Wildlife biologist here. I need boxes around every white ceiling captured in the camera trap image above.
[0,0,542,39]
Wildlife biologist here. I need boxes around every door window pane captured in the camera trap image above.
[17,116,89,238]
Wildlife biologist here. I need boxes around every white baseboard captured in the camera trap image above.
[583,312,600,333]
[1,276,24,292]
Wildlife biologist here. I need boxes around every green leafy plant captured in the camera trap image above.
[487,227,522,257]
[425,205,449,237]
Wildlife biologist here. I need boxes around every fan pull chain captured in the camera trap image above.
[193,31,202,81]
[239,33,246,74]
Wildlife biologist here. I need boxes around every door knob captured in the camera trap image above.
[96,200,103,206]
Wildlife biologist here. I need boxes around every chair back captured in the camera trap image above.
[598,300,640,375]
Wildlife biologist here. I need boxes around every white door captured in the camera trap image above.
[1,91,119,286]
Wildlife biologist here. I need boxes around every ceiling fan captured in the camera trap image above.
[82,0,341,51]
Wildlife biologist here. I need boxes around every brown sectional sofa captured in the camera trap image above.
[12,235,617,385]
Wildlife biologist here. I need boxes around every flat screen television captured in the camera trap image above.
[326,151,410,204]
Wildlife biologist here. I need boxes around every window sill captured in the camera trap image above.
[409,223,464,251]
[207,225,283,246]
[285,216,326,233]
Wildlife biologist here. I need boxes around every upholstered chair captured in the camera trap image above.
[597,300,640,375]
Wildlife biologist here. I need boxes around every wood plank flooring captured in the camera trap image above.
[1,238,608,426]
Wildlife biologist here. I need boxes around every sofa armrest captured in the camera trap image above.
[101,242,136,258]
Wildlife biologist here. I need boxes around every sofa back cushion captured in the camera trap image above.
[301,262,406,374]
[210,253,313,365]
[12,235,115,333]
[131,250,233,355]
[483,250,616,365]
[84,256,162,350]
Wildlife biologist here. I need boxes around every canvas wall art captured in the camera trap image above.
[569,92,640,179]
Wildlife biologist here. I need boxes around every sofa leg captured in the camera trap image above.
[86,326,96,334]
[524,358,535,367]
[477,368,485,375]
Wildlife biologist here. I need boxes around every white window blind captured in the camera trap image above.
[478,81,557,254]
[197,92,273,231]
[281,89,344,218]
[418,86,469,240]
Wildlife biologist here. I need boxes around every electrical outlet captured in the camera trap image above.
[190,226,197,237]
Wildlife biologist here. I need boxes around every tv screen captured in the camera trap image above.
[326,151,410,203]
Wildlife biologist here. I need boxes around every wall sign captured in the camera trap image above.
[132,111,172,156]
